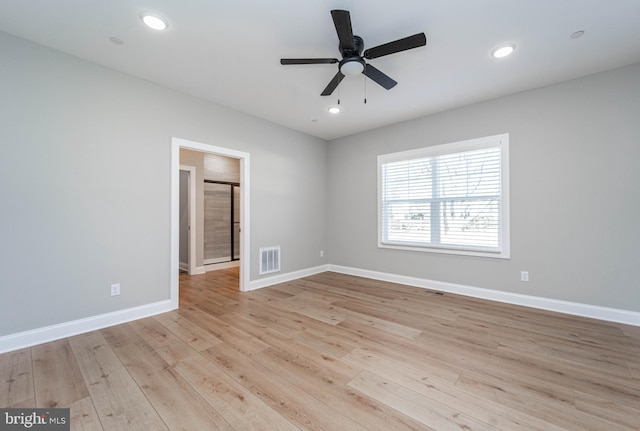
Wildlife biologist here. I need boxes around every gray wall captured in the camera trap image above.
[327,62,640,312]
[1,27,637,340]
[0,32,328,337]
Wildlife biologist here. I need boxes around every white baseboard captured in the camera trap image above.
[204,257,232,265]
[205,260,240,272]
[179,265,205,275]
[247,264,329,291]
[0,300,176,354]
[328,265,640,327]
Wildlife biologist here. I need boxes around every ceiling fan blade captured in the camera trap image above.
[363,64,397,90]
[280,58,338,65]
[363,33,427,59]
[321,71,346,96]
[331,10,355,52]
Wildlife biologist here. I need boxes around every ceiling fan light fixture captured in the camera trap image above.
[140,12,168,31]
[492,44,515,58]
[340,59,365,76]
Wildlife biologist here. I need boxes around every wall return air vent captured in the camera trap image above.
[259,246,281,275]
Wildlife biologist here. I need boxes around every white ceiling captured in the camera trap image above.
[1,1,639,140]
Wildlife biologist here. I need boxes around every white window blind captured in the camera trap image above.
[378,134,509,258]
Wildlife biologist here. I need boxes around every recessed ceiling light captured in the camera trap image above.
[109,36,124,45]
[492,44,515,58]
[140,12,168,31]
[328,106,341,114]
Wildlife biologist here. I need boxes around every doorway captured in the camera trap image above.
[171,137,250,309]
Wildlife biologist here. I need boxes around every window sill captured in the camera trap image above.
[378,242,510,259]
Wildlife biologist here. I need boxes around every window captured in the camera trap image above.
[378,134,509,258]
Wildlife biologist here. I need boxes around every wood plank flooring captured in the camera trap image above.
[2,268,639,430]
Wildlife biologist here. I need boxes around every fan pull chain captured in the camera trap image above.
[364,68,367,104]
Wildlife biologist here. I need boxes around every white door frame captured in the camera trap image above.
[171,137,250,308]
[179,165,197,275]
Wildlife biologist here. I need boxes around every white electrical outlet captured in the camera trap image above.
[111,283,121,296]
[520,271,529,282]
[320,250,324,257]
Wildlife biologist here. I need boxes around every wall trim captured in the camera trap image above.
[194,266,206,275]
[205,261,240,272]
[247,265,329,291]
[0,300,175,354]
[328,265,640,327]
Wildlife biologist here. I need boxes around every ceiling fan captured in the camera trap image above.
[280,10,426,96]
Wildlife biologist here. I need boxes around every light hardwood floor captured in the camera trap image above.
[2,268,639,430]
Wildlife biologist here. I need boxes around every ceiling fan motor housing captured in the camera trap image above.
[341,35,364,57]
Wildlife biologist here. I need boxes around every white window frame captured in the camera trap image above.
[377,134,510,259]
